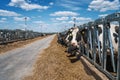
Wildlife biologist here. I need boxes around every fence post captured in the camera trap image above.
[103,19,107,71]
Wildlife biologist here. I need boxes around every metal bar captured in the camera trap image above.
[83,54,116,80]
[117,20,120,80]
[96,28,102,64]
[88,29,92,57]
[0,29,42,45]
[105,13,120,22]
[103,22,107,70]
[107,27,116,72]
[93,25,97,64]
[89,29,93,51]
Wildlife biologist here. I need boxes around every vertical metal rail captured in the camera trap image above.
[117,19,120,80]
[92,24,97,64]
[87,29,91,57]
[107,24,116,72]
[95,25,102,64]
[87,25,93,58]
[102,20,107,71]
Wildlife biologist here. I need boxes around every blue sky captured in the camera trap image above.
[0,0,119,32]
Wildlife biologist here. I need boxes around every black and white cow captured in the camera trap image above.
[110,25,119,54]
[96,23,119,71]
[57,32,66,46]
[97,24,119,54]
[67,23,118,57]
[64,26,89,59]
[57,28,74,47]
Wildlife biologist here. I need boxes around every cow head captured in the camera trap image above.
[65,27,80,46]
[80,27,88,44]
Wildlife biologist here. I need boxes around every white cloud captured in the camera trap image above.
[71,17,92,21]
[50,11,79,17]
[68,21,74,24]
[1,18,7,21]
[33,21,44,24]
[56,17,69,21]
[0,9,21,16]
[26,0,31,3]
[57,0,87,11]
[33,21,49,30]
[98,14,108,18]
[0,18,7,23]
[50,16,92,31]
[60,3,81,11]
[51,16,92,30]
[8,0,49,11]
[49,2,54,5]
[14,17,30,21]
[88,0,120,12]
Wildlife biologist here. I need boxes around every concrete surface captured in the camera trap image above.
[0,35,55,80]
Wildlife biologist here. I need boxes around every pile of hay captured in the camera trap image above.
[24,36,96,80]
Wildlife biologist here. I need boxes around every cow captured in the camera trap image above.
[97,24,119,54]
[110,25,119,54]
[96,23,119,72]
[57,32,66,46]
[64,26,89,59]
[57,28,74,47]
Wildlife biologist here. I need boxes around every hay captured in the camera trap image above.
[24,36,96,80]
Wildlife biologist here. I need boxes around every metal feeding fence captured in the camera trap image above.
[79,12,120,80]
[0,29,42,44]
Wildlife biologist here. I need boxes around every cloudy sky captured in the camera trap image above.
[0,0,120,32]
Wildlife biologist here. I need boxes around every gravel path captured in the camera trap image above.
[0,35,55,80]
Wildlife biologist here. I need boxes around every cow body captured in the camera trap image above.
[110,25,118,54]
[98,24,118,54]
[64,27,89,59]
[64,27,81,58]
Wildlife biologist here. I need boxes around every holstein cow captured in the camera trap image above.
[65,26,88,59]
[97,24,119,54]
[110,25,119,54]
[97,23,119,72]
[57,28,74,47]
[57,32,67,46]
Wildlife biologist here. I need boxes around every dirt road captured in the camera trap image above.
[0,35,55,80]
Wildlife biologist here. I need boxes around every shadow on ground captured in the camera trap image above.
[81,58,103,80]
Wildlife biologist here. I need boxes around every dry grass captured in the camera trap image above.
[0,36,48,54]
[24,36,96,80]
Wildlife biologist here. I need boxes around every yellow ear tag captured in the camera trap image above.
[82,31,84,34]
